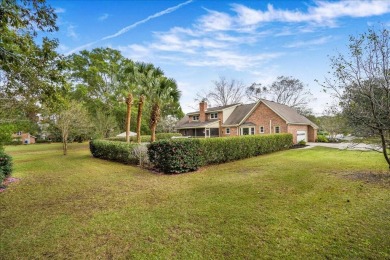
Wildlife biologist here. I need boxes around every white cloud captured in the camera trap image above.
[231,1,390,27]
[99,13,109,21]
[55,7,66,14]
[284,36,332,48]
[197,9,233,31]
[67,25,78,39]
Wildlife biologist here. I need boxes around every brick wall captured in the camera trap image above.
[221,126,238,137]
[308,126,317,142]
[287,125,308,144]
[244,103,287,135]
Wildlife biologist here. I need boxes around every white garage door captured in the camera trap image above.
[297,131,307,142]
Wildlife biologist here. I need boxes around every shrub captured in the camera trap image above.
[148,139,203,174]
[148,134,293,173]
[0,151,13,183]
[36,139,52,144]
[298,140,306,146]
[199,134,293,165]
[316,134,329,143]
[155,133,182,140]
[89,140,139,165]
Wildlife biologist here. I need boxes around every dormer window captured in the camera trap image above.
[192,115,199,121]
[210,113,218,119]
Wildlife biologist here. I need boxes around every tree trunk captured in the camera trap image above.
[136,95,145,144]
[125,93,133,143]
[379,129,390,170]
[150,103,160,142]
[62,132,68,155]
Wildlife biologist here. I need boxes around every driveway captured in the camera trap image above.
[306,142,382,151]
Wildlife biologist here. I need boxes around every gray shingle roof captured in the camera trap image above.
[187,103,239,115]
[223,103,257,125]
[261,99,318,128]
[176,119,219,129]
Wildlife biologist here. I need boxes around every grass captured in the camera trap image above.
[1,143,390,259]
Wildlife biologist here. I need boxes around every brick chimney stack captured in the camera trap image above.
[199,100,207,122]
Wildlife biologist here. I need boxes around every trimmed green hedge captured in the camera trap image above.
[89,140,139,165]
[148,139,203,174]
[199,134,293,165]
[106,133,182,143]
[148,134,293,173]
[0,151,13,183]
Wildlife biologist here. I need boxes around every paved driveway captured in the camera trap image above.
[306,142,382,151]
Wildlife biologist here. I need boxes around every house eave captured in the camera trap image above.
[287,122,319,129]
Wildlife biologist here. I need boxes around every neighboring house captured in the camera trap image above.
[12,132,36,144]
[116,131,137,137]
[176,100,318,144]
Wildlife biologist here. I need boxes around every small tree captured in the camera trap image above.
[324,26,390,169]
[56,101,92,155]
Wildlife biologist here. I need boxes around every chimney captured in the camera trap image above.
[199,100,207,122]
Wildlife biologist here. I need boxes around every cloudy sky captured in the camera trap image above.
[50,0,390,114]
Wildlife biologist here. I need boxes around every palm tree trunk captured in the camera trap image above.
[136,95,145,144]
[150,103,160,142]
[125,93,133,143]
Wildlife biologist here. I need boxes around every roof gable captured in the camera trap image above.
[260,99,319,128]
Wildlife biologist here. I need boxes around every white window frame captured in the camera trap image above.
[210,113,218,119]
[240,127,255,136]
[259,126,264,133]
[192,115,199,121]
[274,126,280,133]
[226,128,230,135]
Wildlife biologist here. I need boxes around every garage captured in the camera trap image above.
[297,130,307,142]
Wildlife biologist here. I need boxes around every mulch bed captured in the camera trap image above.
[0,177,21,193]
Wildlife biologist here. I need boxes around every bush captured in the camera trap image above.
[148,139,203,174]
[155,133,182,140]
[89,140,139,165]
[148,134,293,173]
[316,134,329,143]
[0,151,13,183]
[36,139,52,144]
[298,140,306,146]
[199,134,293,165]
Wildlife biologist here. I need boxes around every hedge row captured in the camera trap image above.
[89,140,140,165]
[148,134,293,173]
[106,133,182,143]
[0,151,13,183]
[199,134,293,165]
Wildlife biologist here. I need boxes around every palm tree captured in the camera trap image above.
[147,76,181,142]
[135,63,164,142]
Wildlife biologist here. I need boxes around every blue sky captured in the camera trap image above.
[49,0,390,114]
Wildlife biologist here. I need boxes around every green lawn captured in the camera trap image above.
[1,143,389,259]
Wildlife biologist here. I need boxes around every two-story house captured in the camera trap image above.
[176,100,318,144]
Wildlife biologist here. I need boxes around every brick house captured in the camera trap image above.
[12,132,36,144]
[176,100,318,144]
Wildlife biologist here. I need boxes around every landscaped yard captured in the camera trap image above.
[1,143,389,259]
